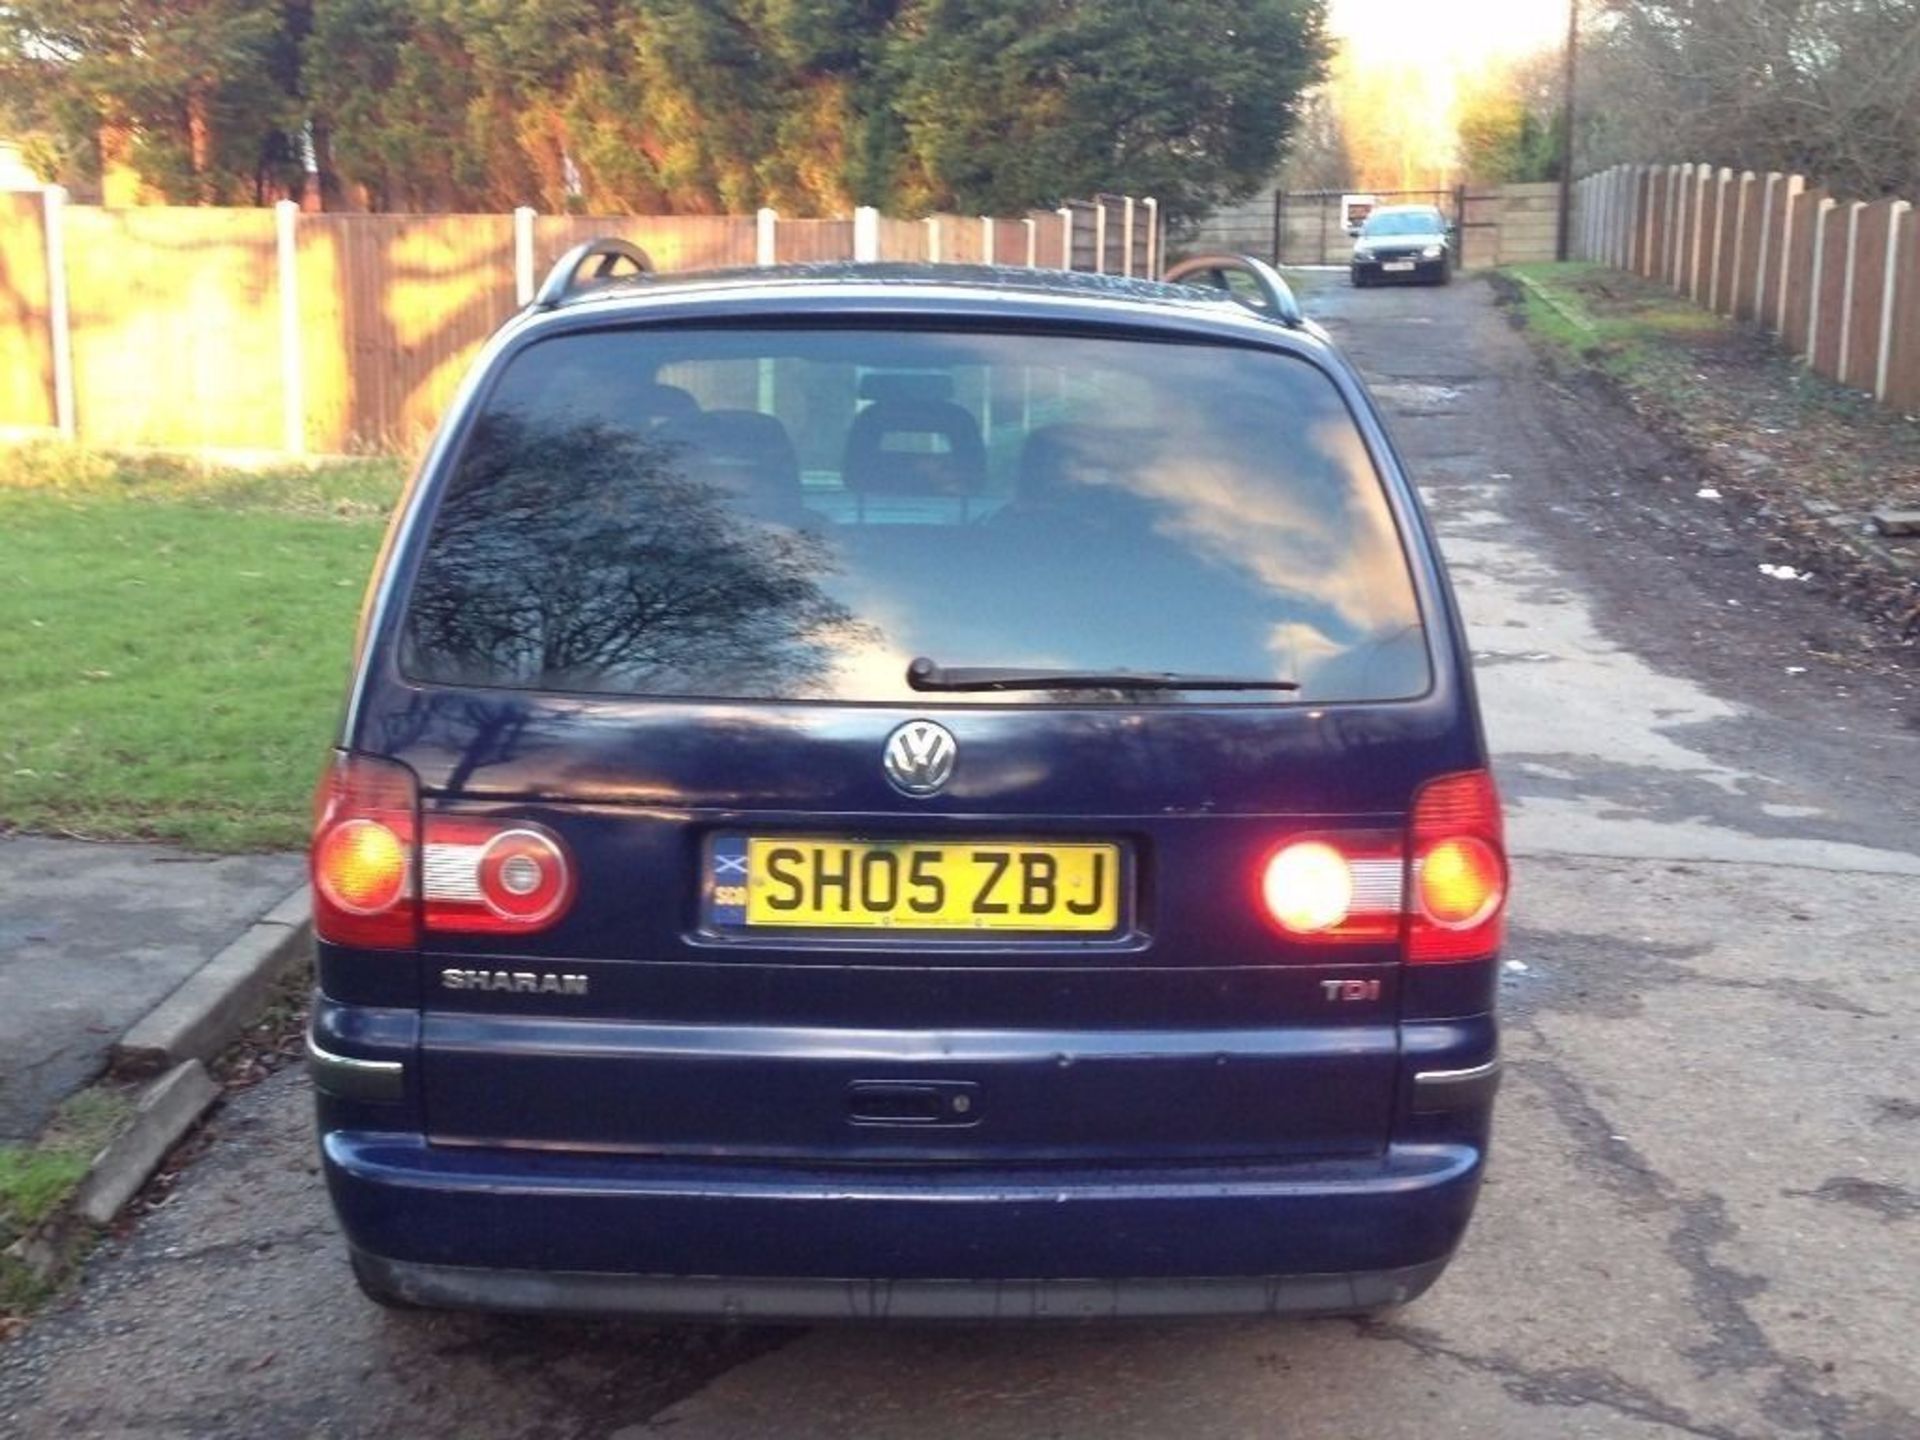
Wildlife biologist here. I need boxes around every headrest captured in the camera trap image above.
[662,409,806,525]
[842,399,988,494]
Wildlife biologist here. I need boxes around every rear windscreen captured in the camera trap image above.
[399,326,1430,704]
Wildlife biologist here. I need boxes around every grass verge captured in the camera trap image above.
[1496,262,1920,650]
[0,1085,136,1325]
[0,446,403,851]
[1500,261,1731,381]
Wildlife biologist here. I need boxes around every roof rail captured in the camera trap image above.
[1161,253,1304,327]
[532,237,655,310]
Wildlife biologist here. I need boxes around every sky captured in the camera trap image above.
[1318,0,1571,188]
[1327,0,1569,67]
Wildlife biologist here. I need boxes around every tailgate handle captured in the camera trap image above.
[847,1080,980,1127]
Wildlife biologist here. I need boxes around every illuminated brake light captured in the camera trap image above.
[311,753,419,949]
[1258,836,1404,941]
[1262,842,1354,933]
[1408,770,1507,963]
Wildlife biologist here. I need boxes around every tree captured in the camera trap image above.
[1455,50,1564,185]
[884,0,1330,223]
[1576,0,1920,198]
[0,1,305,202]
[7,0,1331,217]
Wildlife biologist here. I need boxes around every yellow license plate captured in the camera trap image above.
[721,838,1122,931]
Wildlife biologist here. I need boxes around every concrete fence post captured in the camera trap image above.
[1058,207,1074,270]
[1720,168,1735,311]
[1616,167,1631,268]
[1144,197,1159,278]
[1592,170,1607,263]
[853,206,879,262]
[1597,168,1612,265]
[981,216,994,265]
[1805,196,1837,362]
[755,207,778,266]
[1093,201,1107,274]
[1122,196,1135,276]
[1774,176,1805,333]
[1754,173,1780,321]
[1599,169,1614,265]
[513,206,537,303]
[1615,166,1631,267]
[1592,170,1605,263]
[1641,167,1658,276]
[925,215,941,263]
[1668,165,1686,288]
[1629,166,1646,271]
[1729,172,1755,314]
[275,199,303,457]
[1835,201,1865,385]
[43,185,75,440]
[1023,216,1038,267]
[1875,201,1911,401]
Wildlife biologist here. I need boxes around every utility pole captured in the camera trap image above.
[1556,0,1579,260]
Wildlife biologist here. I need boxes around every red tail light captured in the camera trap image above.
[1408,770,1506,963]
[420,818,575,935]
[312,754,577,947]
[311,753,419,949]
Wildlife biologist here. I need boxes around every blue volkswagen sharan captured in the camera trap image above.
[308,248,1505,1322]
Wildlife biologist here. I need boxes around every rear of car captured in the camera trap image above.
[1352,207,1453,286]
[309,270,1504,1321]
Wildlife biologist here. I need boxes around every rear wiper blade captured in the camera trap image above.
[906,656,1299,693]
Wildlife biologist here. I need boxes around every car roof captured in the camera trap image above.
[511,261,1337,361]
[552,262,1218,310]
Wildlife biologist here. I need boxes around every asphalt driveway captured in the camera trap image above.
[3,273,1916,1440]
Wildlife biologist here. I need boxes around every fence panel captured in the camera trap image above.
[1670,168,1694,292]
[1709,172,1738,312]
[1780,190,1827,355]
[1498,182,1561,264]
[1884,213,1920,412]
[0,193,54,429]
[1727,176,1757,319]
[300,213,515,453]
[1752,176,1791,326]
[64,206,281,450]
[532,214,757,280]
[775,218,853,263]
[1645,171,1669,279]
[933,214,986,264]
[874,217,929,263]
[1810,202,1851,380]
[1024,210,1067,268]
[1844,199,1895,390]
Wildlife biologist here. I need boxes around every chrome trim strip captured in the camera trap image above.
[307,1034,406,1103]
[1414,1058,1500,1087]
[1411,1056,1501,1113]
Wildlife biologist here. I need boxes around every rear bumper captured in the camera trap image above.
[323,1134,1485,1317]
[1352,258,1447,283]
[356,1251,1451,1321]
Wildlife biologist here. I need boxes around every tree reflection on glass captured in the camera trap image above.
[403,414,868,697]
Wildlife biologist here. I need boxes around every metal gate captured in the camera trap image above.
[1266,188,1457,266]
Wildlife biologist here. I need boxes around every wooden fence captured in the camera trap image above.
[1183,181,1562,269]
[1573,163,1920,415]
[0,195,1159,455]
